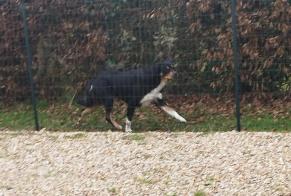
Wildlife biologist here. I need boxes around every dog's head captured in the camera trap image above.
[159,59,176,81]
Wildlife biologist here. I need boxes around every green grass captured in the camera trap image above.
[107,187,118,194]
[0,103,35,130]
[242,115,291,131]
[64,133,87,140]
[194,191,207,196]
[135,175,157,185]
[0,101,290,132]
[124,133,146,141]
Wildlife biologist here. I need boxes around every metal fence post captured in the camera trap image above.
[20,3,40,131]
[231,0,241,132]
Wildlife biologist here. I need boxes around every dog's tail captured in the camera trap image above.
[69,90,78,109]
[74,93,93,107]
[69,83,94,108]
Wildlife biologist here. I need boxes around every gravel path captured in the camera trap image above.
[0,130,290,195]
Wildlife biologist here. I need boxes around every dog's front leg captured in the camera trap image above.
[155,98,187,122]
[160,105,187,122]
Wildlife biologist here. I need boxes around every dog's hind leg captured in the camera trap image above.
[125,106,135,133]
[77,107,94,125]
[105,105,123,130]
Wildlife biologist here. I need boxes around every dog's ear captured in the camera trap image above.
[158,59,174,78]
[164,59,177,71]
[163,59,173,66]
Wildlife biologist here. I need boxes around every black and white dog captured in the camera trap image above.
[75,60,186,132]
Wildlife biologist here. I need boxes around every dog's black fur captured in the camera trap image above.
[75,60,184,132]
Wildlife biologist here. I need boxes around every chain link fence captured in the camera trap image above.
[0,0,290,131]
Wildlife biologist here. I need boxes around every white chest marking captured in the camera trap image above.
[140,80,167,106]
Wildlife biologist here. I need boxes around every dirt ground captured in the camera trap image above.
[0,130,290,195]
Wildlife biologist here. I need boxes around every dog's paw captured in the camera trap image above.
[125,127,133,133]
[116,125,123,130]
[175,115,187,122]
[180,117,187,123]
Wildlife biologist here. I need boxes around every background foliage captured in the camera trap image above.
[0,0,290,102]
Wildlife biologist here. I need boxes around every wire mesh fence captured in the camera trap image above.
[0,0,290,132]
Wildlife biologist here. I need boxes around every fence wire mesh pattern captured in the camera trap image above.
[0,0,290,132]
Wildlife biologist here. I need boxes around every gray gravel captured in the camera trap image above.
[0,130,290,195]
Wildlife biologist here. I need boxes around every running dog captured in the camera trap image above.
[75,60,186,132]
